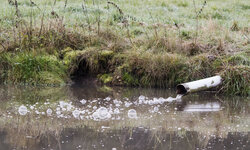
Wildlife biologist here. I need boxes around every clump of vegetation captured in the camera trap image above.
[231,21,240,31]
[121,51,190,87]
[188,54,215,79]
[226,52,250,66]
[98,74,113,84]
[220,65,250,96]
[0,52,67,85]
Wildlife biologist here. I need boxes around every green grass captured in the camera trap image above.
[0,0,249,96]
[221,65,250,96]
[0,52,67,85]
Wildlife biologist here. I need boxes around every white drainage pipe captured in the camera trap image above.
[176,75,222,95]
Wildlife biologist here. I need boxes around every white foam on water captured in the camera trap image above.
[80,99,87,104]
[92,107,111,120]
[158,97,165,104]
[16,93,183,121]
[113,108,120,114]
[128,109,137,119]
[80,115,84,120]
[136,95,183,106]
[113,99,122,104]
[113,99,123,107]
[104,97,111,101]
[139,95,146,100]
[46,108,53,116]
[80,110,86,114]
[124,101,133,107]
[35,110,41,115]
[148,100,154,105]
[92,111,99,118]
[72,110,80,118]
[153,106,159,112]
[18,105,28,116]
[59,101,73,111]
[98,107,111,119]
[56,110,61,115]
[176,94,183,99]
[30,106,34,110]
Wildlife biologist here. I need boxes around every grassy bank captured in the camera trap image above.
[0,0,249,96]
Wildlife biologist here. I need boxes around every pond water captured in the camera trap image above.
[0,78,249,150]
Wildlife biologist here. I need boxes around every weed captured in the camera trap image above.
[220,65,250,96]
[98,73,113,84]
[226,52,250,66]
[231,21,240,31]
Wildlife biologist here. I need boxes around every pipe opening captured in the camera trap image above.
[176,84,187,95]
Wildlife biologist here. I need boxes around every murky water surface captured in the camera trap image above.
[0,79,249,150]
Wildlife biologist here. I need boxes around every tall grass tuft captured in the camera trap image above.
[220,65,250,96]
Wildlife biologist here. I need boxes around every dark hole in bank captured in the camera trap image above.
[71,59,90,77]
[70,59,100,87]
[70,53,112,82]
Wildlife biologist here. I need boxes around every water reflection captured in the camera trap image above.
[0,81,249,150]
[183,102,221,112]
